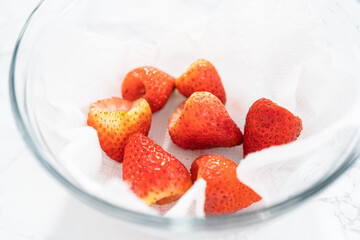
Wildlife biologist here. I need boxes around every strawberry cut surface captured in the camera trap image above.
[122,66,175,113]
[87,97,152,162]
[175,59,226,104]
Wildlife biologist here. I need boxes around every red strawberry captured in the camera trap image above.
[123,133,192,205]
[87,97,151,162]
[168,92,242,149]
[175,59,226,104]
[122,66,175,113]
[191,154,261,216]
[243,98,303,157]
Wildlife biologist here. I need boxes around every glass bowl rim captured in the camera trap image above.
[8,0,360,232]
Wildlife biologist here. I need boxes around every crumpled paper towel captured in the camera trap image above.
[30,0,360,217]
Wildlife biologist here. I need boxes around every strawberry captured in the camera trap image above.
[87,97,151,162]
[168,92,242,149]
[243,98,303,157]
[121,66,175,113]
[123,133,192,205]
[175,59,226,104]
[191,154,261,216]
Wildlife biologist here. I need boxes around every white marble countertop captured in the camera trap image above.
[1,0,360,239]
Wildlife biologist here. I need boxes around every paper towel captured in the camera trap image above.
[28,0,360,217]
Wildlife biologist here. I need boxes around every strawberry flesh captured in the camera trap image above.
[87,97,152,162]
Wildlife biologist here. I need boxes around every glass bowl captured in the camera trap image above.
[9,0,360,232]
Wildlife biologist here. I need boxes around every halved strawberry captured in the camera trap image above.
[168,92,242,149]
[191,154,261,216]
[243,98,303,157]
[175,59,226,104]
[121,66,175,113]
[123,133,192,205]
[87,97,151,162]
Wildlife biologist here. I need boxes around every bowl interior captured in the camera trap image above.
[10,0,360,231]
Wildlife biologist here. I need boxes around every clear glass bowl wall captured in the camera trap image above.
[10,0,360,232]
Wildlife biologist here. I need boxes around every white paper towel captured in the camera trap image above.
[29,0,360,217]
